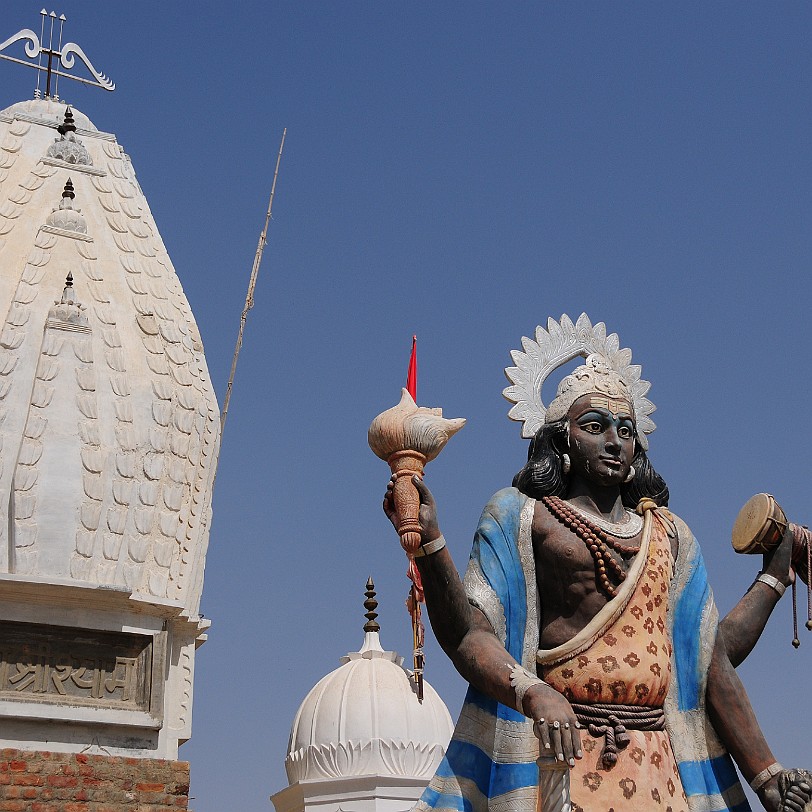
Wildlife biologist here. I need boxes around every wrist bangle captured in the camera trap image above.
[508,663,547,716]
[755,573,786,598]
[414,535,446,558]
[750,762,783,792]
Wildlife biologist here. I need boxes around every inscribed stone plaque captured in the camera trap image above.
[0,621,153,711]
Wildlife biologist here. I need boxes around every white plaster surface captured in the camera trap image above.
[0,98,220,759]
[272,630,453,812]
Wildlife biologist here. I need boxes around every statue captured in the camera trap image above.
[379,315,811,812]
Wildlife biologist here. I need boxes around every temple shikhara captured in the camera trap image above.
[0,14,455,812]
[0,94,219,808]
[0,13,218,807]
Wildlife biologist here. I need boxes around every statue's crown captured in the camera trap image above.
[502,314,656,449]
[546,355,632,423]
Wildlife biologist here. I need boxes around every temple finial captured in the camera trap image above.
[363,577,380,633]
[57,106,76,136]
[62,178,75,200]
[65,271,73,288]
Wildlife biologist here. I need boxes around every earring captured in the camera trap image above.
[562,454,571,476]
[624,466,635,483]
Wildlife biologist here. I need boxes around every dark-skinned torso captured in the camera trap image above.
[532,394,679,650]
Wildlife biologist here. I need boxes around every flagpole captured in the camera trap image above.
[220,127,287,438]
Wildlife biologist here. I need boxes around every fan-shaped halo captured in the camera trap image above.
[502,313,656,449]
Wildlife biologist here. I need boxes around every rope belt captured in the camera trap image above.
[571,702,665,768]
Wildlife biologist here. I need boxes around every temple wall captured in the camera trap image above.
[0,748,190,811]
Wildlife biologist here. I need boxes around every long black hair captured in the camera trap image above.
[512,420,669,508]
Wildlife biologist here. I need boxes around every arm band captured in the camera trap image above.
[750,762,783,792]
[755,573,786,598]
[508,663,547,715]
[414,535,446,557]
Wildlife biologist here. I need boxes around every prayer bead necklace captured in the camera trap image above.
[542,495,642,597]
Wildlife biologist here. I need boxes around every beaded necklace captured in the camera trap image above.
[542,495,643,598]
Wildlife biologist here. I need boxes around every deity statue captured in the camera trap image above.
[382,315,811,812]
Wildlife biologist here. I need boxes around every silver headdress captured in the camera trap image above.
[502,313,656,450]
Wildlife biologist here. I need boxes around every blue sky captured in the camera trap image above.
[3,3,812,809]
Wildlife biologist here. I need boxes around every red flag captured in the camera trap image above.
[406,335,417,400]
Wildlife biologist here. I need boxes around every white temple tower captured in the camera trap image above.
[271,580,454,812]
[0,97,220,761]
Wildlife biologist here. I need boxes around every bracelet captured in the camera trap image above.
[750,761,783,792]
[414,535,446,558]
[508,663,547,715]
[755,573,786,598]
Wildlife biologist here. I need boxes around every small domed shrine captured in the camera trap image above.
[272,579,454,812]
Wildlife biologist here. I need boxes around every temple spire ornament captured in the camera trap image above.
[45,177,87,233]
[0,11,115,99]
[363,577,380,633]
[57,105,76,135]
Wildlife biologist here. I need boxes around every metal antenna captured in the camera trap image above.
[219,127,287,436]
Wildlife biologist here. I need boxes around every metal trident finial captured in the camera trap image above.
[0,12,115,98]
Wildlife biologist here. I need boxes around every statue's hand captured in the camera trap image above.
[524,683,582,767]
[776,769,812,812]
[762,525,796,589]
[382,475,441,545]
[757,770,812,812]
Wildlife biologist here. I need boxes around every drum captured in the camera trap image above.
[731,493,789,554]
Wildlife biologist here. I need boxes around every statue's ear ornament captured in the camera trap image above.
[502,313,656,450]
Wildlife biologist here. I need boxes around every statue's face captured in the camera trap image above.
[566,394,635,487]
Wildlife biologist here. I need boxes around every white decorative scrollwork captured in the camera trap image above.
[0,27,114,92]
[59,42,115,91]
[0,29,40,60]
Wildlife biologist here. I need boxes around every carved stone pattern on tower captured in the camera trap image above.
[45,195,87,234]
[46,132,92,167]
[54,144,221,604]
[12,282,94,574]
[0,147,56,255]
[67,237,129,587]
[0,234,54,562]
[0,620,152,711]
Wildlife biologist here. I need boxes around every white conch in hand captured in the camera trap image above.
[368,389,466,462]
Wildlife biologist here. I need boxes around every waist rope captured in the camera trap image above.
[571,702,665,768]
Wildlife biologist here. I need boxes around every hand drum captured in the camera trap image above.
[731,493,789,554]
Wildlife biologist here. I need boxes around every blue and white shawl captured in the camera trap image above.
[414,487,750,812]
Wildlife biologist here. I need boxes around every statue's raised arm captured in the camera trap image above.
[378,314,811,812]
[720,493,811,666]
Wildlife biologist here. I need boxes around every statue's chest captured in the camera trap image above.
[536,521,642,579]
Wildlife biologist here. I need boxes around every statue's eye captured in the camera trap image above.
[583,422,602,434]
[618,426,632,439]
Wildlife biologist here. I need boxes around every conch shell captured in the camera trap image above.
[369,389,466,554]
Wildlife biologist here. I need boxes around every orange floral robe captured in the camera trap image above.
[542,524,690,812]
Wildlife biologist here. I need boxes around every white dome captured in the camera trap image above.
[1,98,98,131]
[285,629,454,784]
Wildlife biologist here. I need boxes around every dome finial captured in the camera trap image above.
[57,106,77,136]
[363,577,380,633]
[62,178,75,200]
